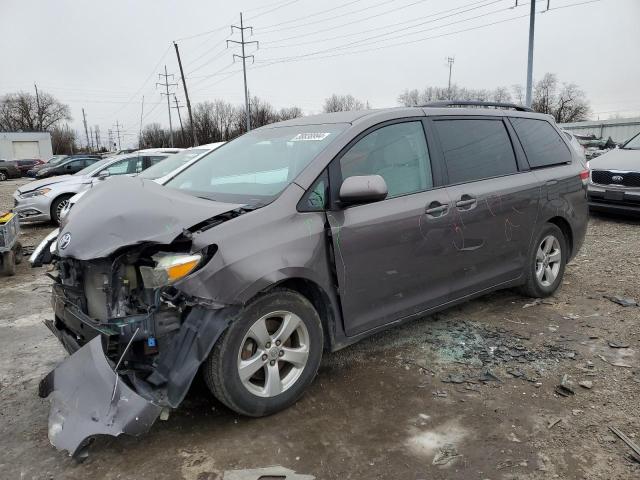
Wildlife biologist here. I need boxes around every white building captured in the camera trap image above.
[0,131,53,161]
[559,117,640,144]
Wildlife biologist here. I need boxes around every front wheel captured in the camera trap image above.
[51,195,72,225]
[203,289,323,417]
[0,171,7,181]
[520,223,567,298]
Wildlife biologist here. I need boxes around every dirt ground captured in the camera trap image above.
[0,177,638,480]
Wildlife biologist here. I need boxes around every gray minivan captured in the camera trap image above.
[32,101,588,456]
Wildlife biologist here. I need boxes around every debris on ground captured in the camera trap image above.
[555,374,575,397]
[578,380,593,389]
[608,341,630,349]
[609,426,640,464]
[548,418,562,429]
[432,444,462,465]
[604,295,638,307]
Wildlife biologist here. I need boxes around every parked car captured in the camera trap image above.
[14,152,171,224]
[32,101,588,457]
[60,144,224,219]
[34,157,100,179]
[0,160,21,181]
[587,130,640,215]
[27,154,101,177]
[14,159,44,175]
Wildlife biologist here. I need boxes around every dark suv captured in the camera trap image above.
[32,101,588,456]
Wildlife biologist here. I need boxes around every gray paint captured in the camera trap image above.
[33,106,589,455]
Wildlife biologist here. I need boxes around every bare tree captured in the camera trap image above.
[0,91,71,131]
[531,73,590,123]
[50,124,77,154]
[140,123,168,148]
[323,94,367,112]
[278,106,303,121]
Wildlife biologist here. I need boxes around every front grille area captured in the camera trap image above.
[592,170,640,187]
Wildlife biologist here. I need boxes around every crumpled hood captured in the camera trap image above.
[17,175,85,194]
[58,175,243,260]
[589,148,640,172]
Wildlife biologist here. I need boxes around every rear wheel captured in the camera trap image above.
[203,289,323,417]
[520,223,567,298]
[51,195,73,225]
[0,171,7,181]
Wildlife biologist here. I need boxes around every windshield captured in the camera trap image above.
[47,156,67,166]
[139,148,209,180]
[623,132,640,149]
[166,124,346,205]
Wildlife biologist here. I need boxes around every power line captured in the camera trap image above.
[248,0,304,20]
[254,0,602,68]
[261,0,501,47]
[254,0,366,31]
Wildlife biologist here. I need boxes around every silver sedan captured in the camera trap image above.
[13,151,171,224]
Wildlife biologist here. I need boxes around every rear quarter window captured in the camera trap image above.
[511,117,572,168]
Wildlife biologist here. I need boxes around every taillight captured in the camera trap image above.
[579,169,589,185]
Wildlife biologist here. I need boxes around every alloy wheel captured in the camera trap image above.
[237,310,310,398]
[535,235,561,287]
[0,172,7,181]
[55,199,70,223]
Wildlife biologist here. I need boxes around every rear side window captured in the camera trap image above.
[433,119,517,184]
[511,118,572,168]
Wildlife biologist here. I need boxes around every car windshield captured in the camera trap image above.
[138,148,209,180]
[166,124,347,205]
[622,132,640,149]
[48,156,67,166]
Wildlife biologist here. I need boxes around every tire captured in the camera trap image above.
[203,289,324,417]
[519,223,567,298]
[0,171,7,181]
[1,251,16,276]
[51,195,73,225]
[13,243,23,265]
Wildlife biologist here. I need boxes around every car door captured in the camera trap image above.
[326,119,453,336]
[429,116,540,299]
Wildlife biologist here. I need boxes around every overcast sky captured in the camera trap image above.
[1,0,638,148]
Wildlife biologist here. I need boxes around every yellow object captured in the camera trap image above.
[155,253,202,284]
[0,212,15,224]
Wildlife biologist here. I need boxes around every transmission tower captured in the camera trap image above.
[227,13,258,131]
[157,65,178,147]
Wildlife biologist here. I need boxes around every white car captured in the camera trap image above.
[60,143,225,222]
[14,151,176,224]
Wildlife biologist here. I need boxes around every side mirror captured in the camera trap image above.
[339,175,388,205]
[97,170,110,180]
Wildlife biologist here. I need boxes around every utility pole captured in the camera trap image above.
[157,65,177,147]
[525,0,537,107]
[94,125,101,151]
[228,13,258,131]
[446,57,455,99]
[171,95,186,146]
[113,120,122,150]
[34,83,42,131]
[108,129,113,152]
[139,96,145,149]
[82,108,91,152]
[173,41,198,146]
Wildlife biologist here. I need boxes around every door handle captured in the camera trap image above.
[455,195,477,210]
[425,201,449,217]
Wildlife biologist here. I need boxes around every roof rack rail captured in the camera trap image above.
[421,100,533,112]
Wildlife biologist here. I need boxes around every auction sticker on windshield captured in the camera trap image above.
[291,133,331,141]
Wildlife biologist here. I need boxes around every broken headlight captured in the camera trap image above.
[139,252,202,288]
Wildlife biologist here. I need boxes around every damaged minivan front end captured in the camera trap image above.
[33,176,247,457]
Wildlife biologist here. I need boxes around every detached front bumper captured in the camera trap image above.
[39,336,162,458]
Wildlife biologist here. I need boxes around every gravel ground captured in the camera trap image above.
[0,177,639,479]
